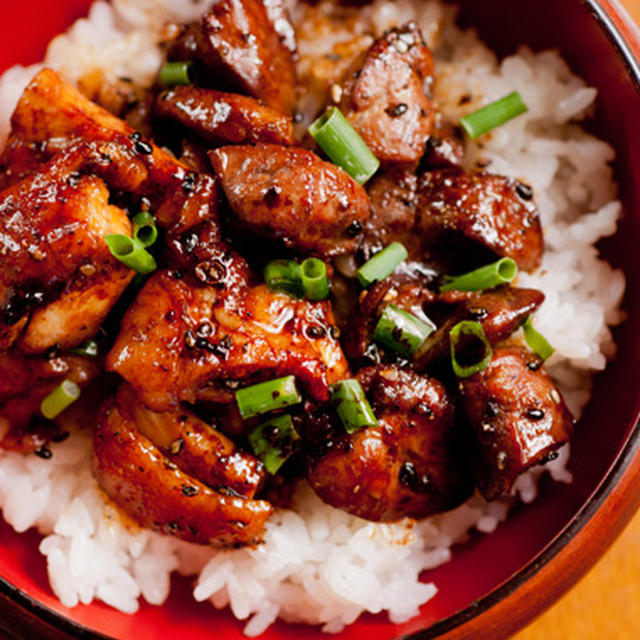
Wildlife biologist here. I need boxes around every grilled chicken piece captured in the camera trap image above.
[306,366,472,521]
[210,144,371,257]
[458,346,574,500]
[413,285,545,369]
[343,280,544,370]
[363,170,420,259]
[116,384,266,499]
[1,70,189,198]
[156,87,294,146]
[0,350,101,449]
[418,169,544,271]
[107,271,349,412]
[167,0,296,114]
[0,150,134,353]
[93,393,272,547]
[338,23,435,168]
[3,70,229,274]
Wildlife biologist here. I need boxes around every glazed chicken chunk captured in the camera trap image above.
[306,365,472,521]
[210,144,371,257]
[459,347,574,500]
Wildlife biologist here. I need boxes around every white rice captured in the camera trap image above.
[0,0,626,635]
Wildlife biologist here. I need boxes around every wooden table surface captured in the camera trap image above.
[514,2,640,638]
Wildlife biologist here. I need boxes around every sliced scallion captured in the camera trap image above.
[160,61,194,87]
[449,320,492,378]
[132,212,158,249]
[301,258,329,301]
[374,305,435,358]
[235,375,302,419]
[69,338,99,358]
[330,379,377,434]
[523,317,554,361]
[308,106,380,185]
[460,91,528,139]
[105,234,157,276]
[440,257,518,292]
[41,380,81,420]
[356,242,408,288]
[264,260,303,298]
[248,414,300,475]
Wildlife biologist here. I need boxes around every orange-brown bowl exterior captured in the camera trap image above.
[0,1,639,639]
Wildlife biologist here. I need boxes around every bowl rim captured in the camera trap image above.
[0,1,639,639]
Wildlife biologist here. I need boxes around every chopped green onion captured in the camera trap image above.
[132,212,158,249]
[356,242,408,288]
[374,305,435,358]
[301,258,329,301]
[264,260,303,298]
[160,61,194,87]
[248,414,300,475]
[70,339,99,358]
[523,317,554,361]
[330,379,377,434]
[105,234,157,276]
[308,106,380,185]
[235,375,302,419]
[440,257,518,292]
[449,320,493,378]
[41,380,81,420]
[460,91,528,139]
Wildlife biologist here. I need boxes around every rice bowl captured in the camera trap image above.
[0,1,633,638]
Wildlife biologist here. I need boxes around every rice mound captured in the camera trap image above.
[0,0,625,635]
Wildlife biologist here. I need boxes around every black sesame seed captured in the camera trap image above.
[346,220,363,237]
[526,408,545,421]
[181,485,199,497]
[306,325,326,339]
[485,401,500,418]
[516,182,533,200]
[388,103,408,117]
[34,447,52,460]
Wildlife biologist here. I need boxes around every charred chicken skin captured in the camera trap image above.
[0,8,575,551]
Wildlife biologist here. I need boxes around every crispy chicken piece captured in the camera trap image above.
[0,350,101,450]
[93,392,272,547]
[306,366,472,521]
[418,169,544,271]
[0,149,134,353]
[458,346,574,500]
[210,144,371,257]
[167,0,296,114]
[338,23,435,168]
[116,384,266,499]
[155,87,294,146]
[107,272,349,412]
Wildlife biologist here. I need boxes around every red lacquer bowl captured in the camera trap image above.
[0,1,639,639]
